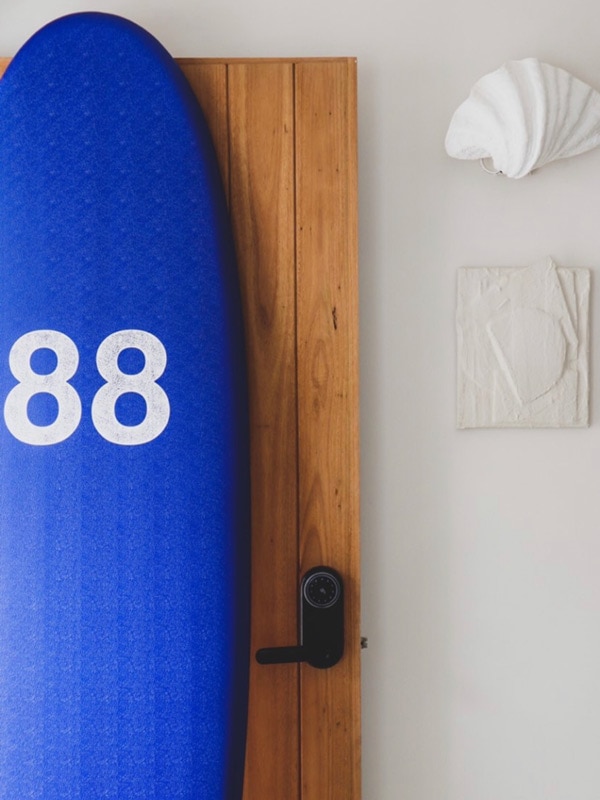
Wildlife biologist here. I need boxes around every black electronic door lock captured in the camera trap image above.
[256,566,344,669]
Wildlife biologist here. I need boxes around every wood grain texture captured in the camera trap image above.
[228,62,300,800]
[295,60,361,799]
[178,57,354,65]
[180,63,229,196]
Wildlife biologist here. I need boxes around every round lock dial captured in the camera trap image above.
[303,572,341,608]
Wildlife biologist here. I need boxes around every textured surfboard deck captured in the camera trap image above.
[0,13,249,799]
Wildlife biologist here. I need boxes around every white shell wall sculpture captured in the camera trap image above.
[445,58,600,178]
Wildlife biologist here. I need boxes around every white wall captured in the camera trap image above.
[3,1,600,797]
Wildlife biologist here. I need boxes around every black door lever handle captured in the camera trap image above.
[255,566,344,670]
[255,645,307,665]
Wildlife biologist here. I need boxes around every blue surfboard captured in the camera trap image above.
[0,13,249,799]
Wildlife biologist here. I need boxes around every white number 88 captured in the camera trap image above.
[3,329,170,446]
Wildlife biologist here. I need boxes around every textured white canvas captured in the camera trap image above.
[457,258,590,428]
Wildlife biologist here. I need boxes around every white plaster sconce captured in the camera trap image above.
[445,58,600,178]
[456,258,589,428]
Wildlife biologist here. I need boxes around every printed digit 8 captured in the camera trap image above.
[4,330,82,445]
[91,330,170,445]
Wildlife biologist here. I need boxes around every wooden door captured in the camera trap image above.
[0,55,361,800]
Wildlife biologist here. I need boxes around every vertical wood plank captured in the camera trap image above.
[0,58,9,77]
[228,63,300,800]
[295,60,361,799]
[180,63,229,196]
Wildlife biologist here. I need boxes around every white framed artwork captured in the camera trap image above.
[456,257,590,428]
